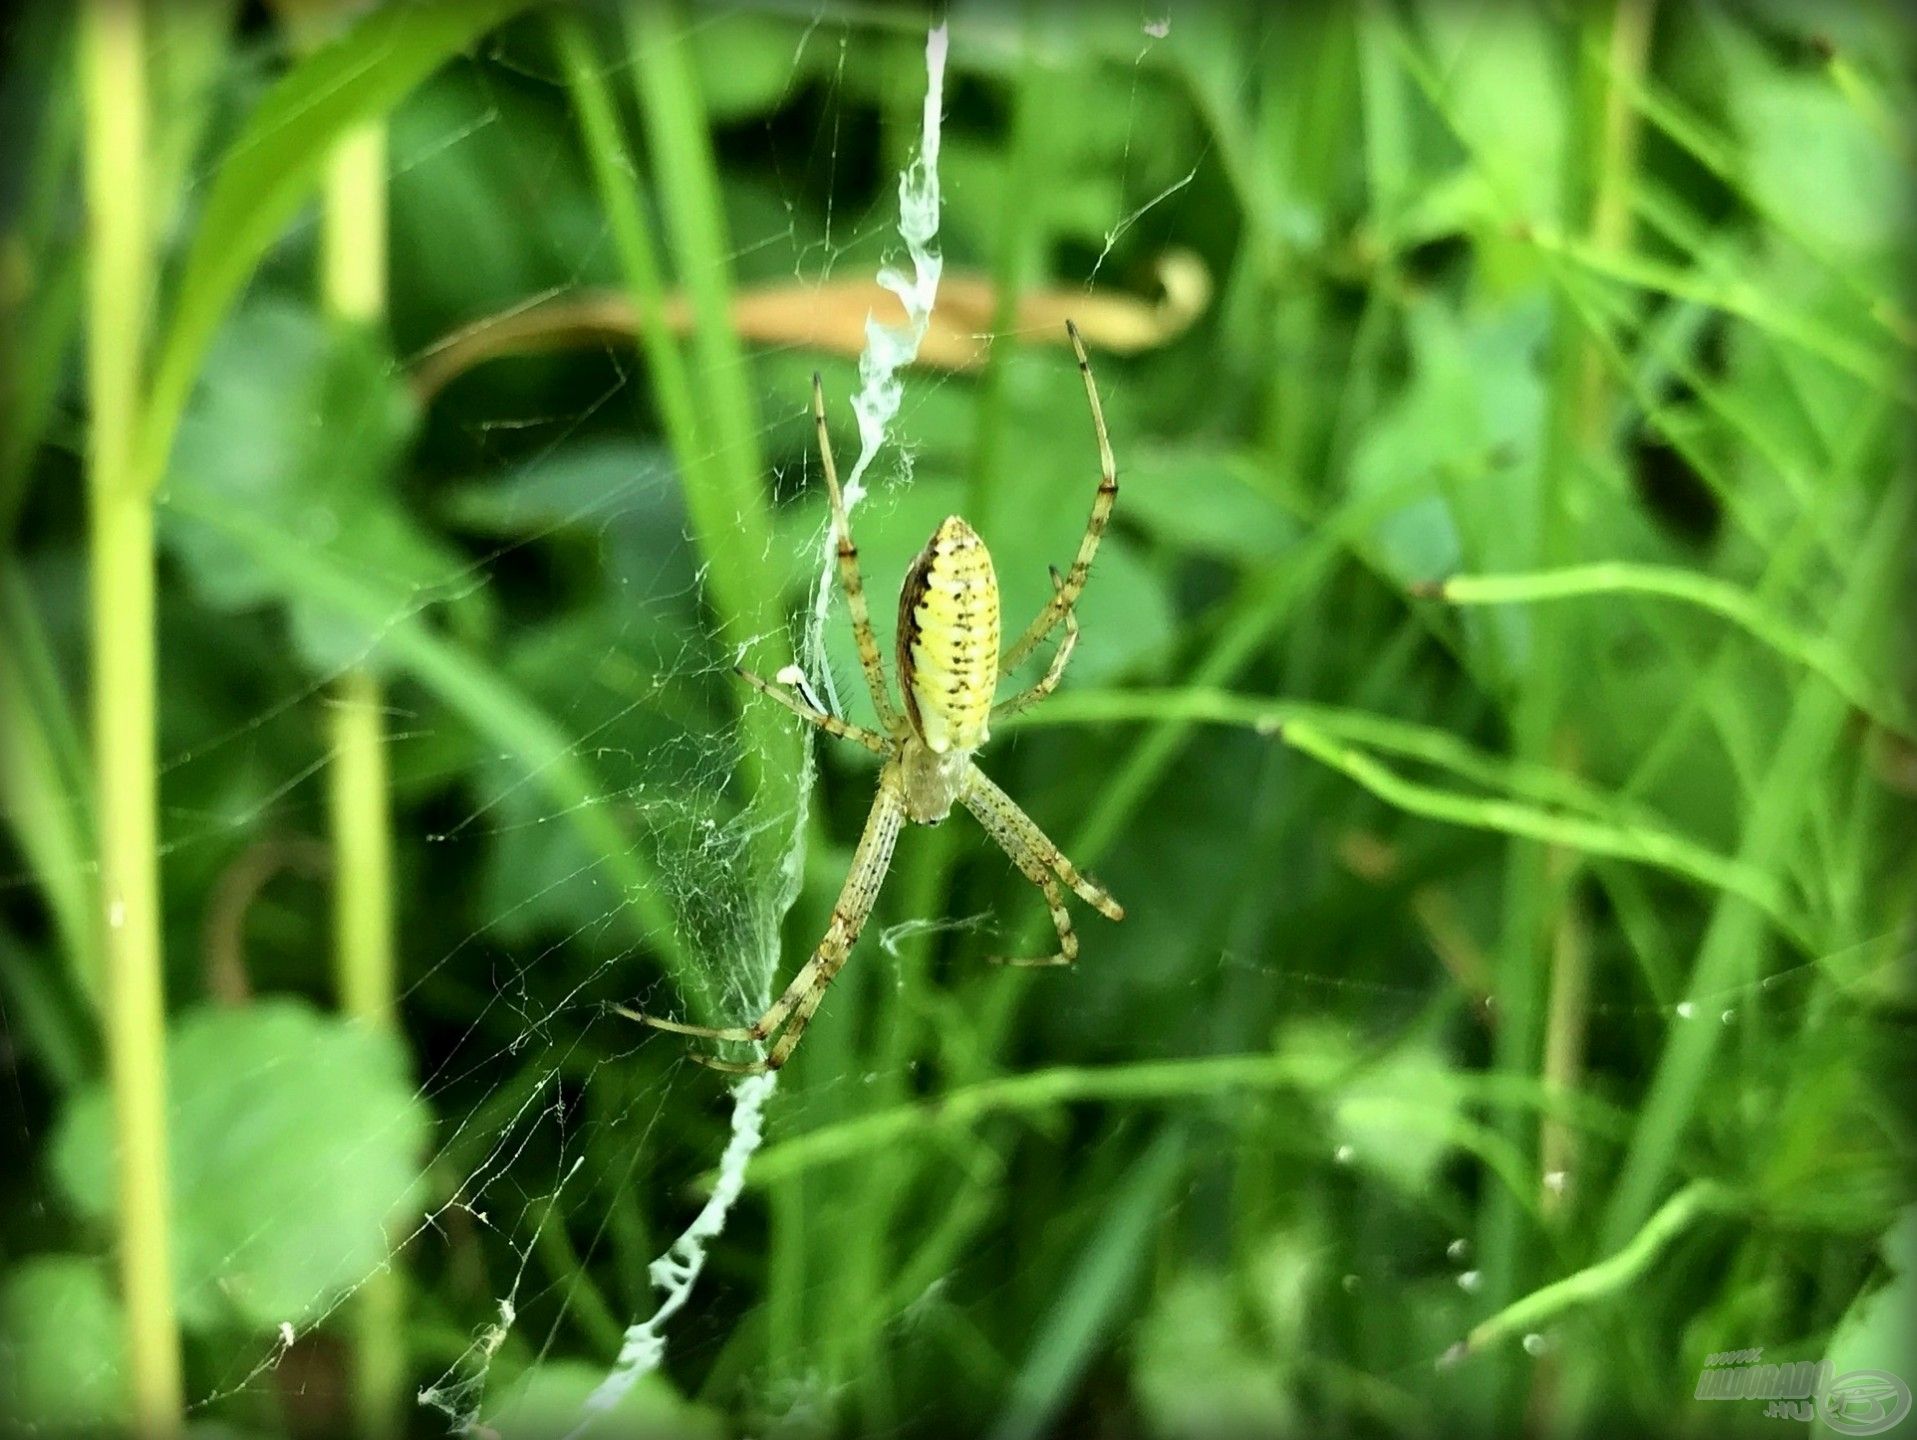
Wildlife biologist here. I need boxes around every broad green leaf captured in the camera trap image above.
[0,1256,127,1430]
[52,999,430,1332]
[1121,448,1300,563]
[481,1361,725,1440]
[1134,1267,1298,1438]
[1815,1208,1917,1439]
[1410,2,1568,221]
[163,297,463,676]
[439,438,698,614]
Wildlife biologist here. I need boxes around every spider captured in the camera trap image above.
[628,321,1123,1073]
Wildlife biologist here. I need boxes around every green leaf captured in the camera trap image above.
[1121,448,1301,563]
[1348,297,1551,683]
[0,1256,127,1430]
[162,297,462,675]
[481,1361,725,1440]
[51,999,430,1332]
[1134,1268,1298,1438]
[1816,1207,1917,1440]
[440,438,698,613]
[1409,2,1569,222]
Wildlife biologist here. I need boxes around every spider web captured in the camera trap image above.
[2,6,1910,1439]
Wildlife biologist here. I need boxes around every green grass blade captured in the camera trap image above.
[1426,564,1913,741]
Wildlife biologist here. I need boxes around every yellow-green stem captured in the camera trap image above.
[1539,0,1653,1236]
[320,108,407,1440]
[328,672,395,1018]
[83,0,182,1430]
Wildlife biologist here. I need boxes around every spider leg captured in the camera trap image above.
[992,568,1077,720]
[962,761,1124,964]
[626,762,907,1072]
[986,868,1078,968]
[999,322,1117,676]
[734,665,889,756]
[813,373,903,730]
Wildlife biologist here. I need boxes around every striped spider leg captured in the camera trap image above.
[626,323,1123,1072]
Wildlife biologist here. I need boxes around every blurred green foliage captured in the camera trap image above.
[1,2,1913,1437]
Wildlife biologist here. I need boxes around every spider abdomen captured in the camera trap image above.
[898,515,1000,755]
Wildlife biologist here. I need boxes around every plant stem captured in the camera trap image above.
[1536,0,1653,1241]
[82,0,181,1430]
[328,667,395,1012]
[1463,1181,1729,1356]
[557,6,796,886]
[553,10,790,1023]
[623,4,783,667]
[319,106,406,1440]
[967,12,1056,533]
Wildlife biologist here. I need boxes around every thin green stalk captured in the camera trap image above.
[1540,0,1651,1251]
[1462,1181,1731,1357]
[82,0,181,1429]
[1301,722,1797,937]
[623,4,780,659]
[553,12,790,1021]
[1599,476,1913,1250]
[967,13,1055,532]
[736,1051,1627,1192]
[1430,563,1911,741]
[318,105,406,1440]
[1458,4,1633,1412]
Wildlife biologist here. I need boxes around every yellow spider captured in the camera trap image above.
[631,322,1124,1073]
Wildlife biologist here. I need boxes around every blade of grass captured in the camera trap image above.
[0,570,100,1018]
[1281,720,1804,946]
[1424,564,1912,742]
[554,10,808,1024]
[736,1051,1629,1191]
[81,0,181,1427]
[985,1127,1186,1440]
[622,4,780,663]
[1458,1180,1733,1358]
[1599,475,1913,1251]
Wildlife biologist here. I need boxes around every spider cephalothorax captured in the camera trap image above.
[628,322,1123,1072]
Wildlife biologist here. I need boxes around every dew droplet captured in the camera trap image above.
[1675,1001,1696,1020]
[1341,1273,1360,1294]
[1334,1143,1356,1165]
[1719,1008,1735,1025]
[1523,1332,1548,1356]
[1543,1169,1568,1195]
[107,897,126,929]
[1456,1269,1482,1293]
[1446,1238,1471,1262]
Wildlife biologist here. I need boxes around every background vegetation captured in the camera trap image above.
[2,2,1912,1436]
